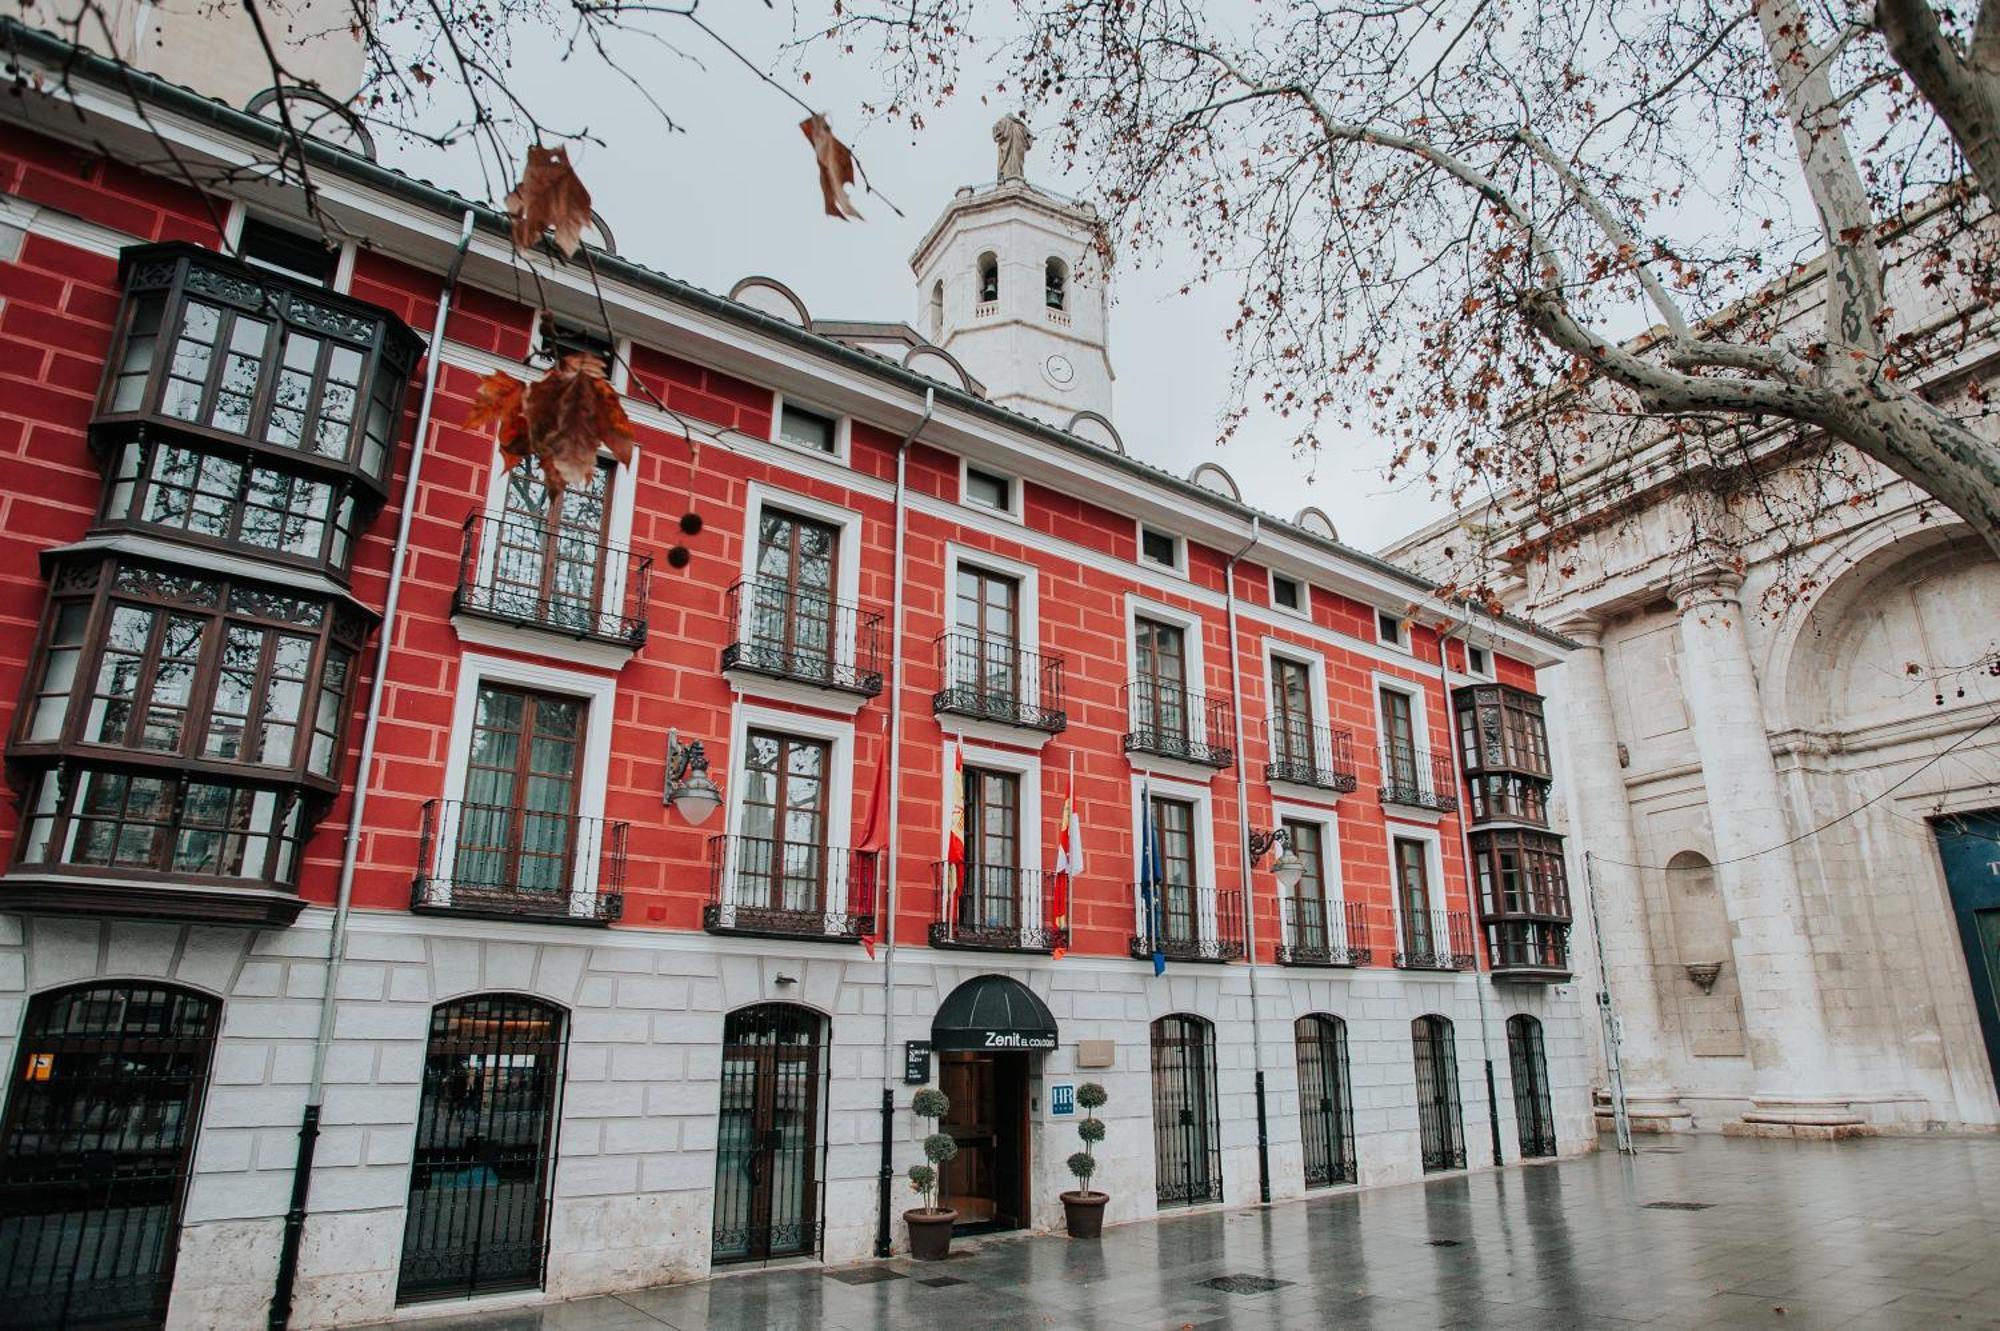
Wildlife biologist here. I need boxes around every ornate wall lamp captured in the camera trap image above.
[663,729,722,825]
[1248,827,1306,892]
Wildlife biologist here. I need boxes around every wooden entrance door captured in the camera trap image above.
[937,1052,1028,1232]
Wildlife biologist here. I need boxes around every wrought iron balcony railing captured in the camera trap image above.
[1275,898,1373,967]
[411,799,624,924]
[720,579,884,696]
[929,862,1069,954]
[1262,719,1359,793]
[1394,908,1477,971]
[1129,885,1244,963]
[1486,919,1573,980]
[703,834,877,942]
[1378,742,1460,814]
[931,633,1068,733]
[1122,679,1235,768]
[452,513,653,648]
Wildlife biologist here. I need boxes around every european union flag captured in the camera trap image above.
[1140,782,1166,976]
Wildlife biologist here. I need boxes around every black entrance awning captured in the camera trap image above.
[932,974,1058,1052]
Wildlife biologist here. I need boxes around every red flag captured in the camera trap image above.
[1049,755,1081,960]
[854,710,891,959]
[944,742,966,935]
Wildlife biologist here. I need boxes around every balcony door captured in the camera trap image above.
[456,685,585,901]
[737,731,830,917]
[1394,836,1434,959]
[1134,617,1187,742]
[953,566,1019,706]
[1270,657,1315,772]
[959,766,1020,933]
[1151,795,1197,945]
[751,508,839,677]
[1284,818,1328,954]
[1379,686,1417,789]
[491,459,612,632]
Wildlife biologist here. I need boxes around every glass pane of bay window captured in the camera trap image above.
[26,603,88,742]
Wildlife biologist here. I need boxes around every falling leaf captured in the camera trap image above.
[522,353,636,489]
[799,113,864,220]
[462,355,633,493]
[505,144,593,258]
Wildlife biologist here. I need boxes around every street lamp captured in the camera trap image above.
[1248,827,1305,892]
[664,729,722,825]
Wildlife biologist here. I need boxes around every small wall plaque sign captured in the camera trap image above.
[904,1040,932,1085]
[1076,1039,1115,1069]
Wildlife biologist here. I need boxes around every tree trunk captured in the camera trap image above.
[1876,0,2000,215]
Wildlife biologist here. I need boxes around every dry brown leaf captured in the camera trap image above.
[463,357,633,493]
[505,144,592,257]
[799,113,863,221]
[521,353,636,491]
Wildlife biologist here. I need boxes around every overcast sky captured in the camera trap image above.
[375,9,1451,554]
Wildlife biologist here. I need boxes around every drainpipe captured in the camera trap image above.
[1432,608,1506,1170]
[875,385,933,1259]
[1221,517,1271,1205]
[270,210,477,1330]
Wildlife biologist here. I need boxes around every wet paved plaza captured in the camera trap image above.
[392,1135,2000,1330]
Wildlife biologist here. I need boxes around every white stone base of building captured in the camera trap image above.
[0,908,1598,1329]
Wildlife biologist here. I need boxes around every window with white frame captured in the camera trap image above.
[1140,525,1180,570]
[1377,609,1408,650]
[1465,644,1492,678]
[777,400,839,454]
[963,463,1016,515]
[1271,572,1305,614]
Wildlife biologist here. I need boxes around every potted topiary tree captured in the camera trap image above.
[1061,1081,1110,1238]
[905,1086,959,1260]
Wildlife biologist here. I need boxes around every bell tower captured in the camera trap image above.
[910,115,1114,428]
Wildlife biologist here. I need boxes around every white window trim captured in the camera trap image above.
[1375,607,1413,654]
[1135,520,1188,577]
[1271,801,1344,945]
[1129,770,1219,946]
[1463,641,1495,680]
[1372,670,1434,781]
[1125,594,1210,767]
[467,435,640,654]
[224,201,356,295]
[771,391,853,465]
[718,702,858,935]
[946,542,1042,657]
[959,456,1025,524]
[431,654,618,918]
[734,481,867,677]
[1260,639,1339,790]
[940,740,1046,932]
[1268,569,1310,620]
[1383,822,1448,963]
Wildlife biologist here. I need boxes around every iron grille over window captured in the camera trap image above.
[0,983,222,1330]
[398,995,566,1303]
[1412,1015,1467,1173]
[1508,1015,1559,1159]
[712,1004,827,1263]
[95,243,421,497]
[1295,1015,1357,1188]
[1150,1015,1223,1206]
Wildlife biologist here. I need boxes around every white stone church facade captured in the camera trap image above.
[1386,218,2000,1136]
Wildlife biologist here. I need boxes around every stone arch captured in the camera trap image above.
[928,279,945,339]
[977,251,1000,304]
[1045,257,1069,311]
[1188,461,1241,501]
[1662,850,1748,1059]
[1771,520,1998,734]
[727,275,811,326]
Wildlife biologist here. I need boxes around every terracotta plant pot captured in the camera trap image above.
[1061,1190,1108,1239]
[905,1207,957,1261]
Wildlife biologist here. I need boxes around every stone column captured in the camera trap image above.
[1672,570,1862,1135]
[1554,615,1687,1132]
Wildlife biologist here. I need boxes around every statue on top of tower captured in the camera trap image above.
[993,114,1033,182]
